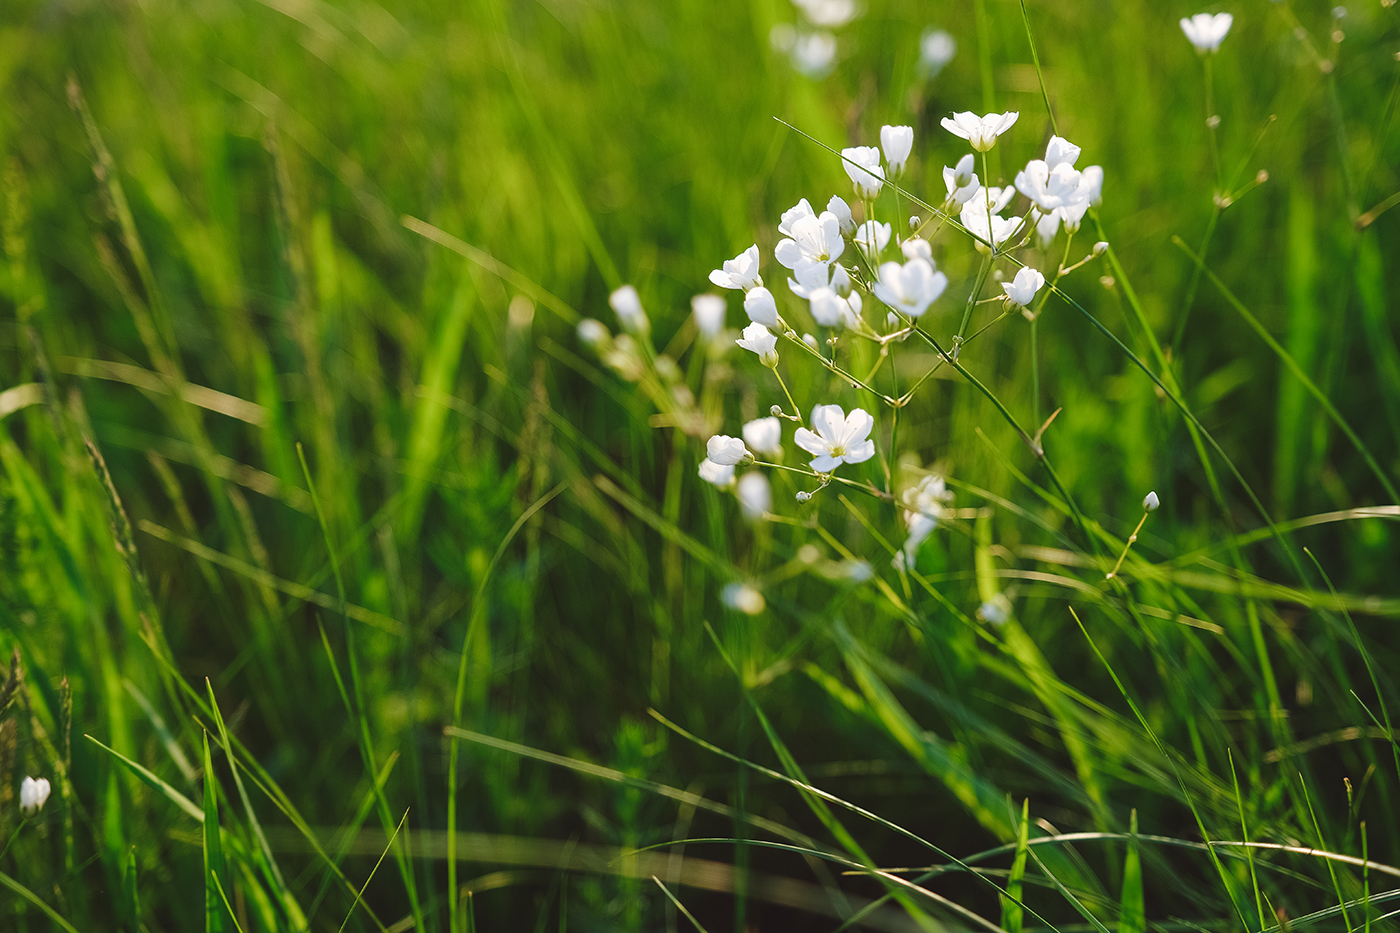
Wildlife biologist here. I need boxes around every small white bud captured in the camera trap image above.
[609,285,649,333]
[577,318,610,348]
[909,215,921,229]
[802,333,819,350]
[1143,490,1160,512]
[1092,241,1109,257]
[20,776,51,815]
[795,490,813,502]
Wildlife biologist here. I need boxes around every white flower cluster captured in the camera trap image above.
[581,96,1118,614]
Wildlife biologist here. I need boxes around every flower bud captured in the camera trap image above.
[829,263,852,298]
[609,285,649,334]
[577,318,610,348]
[909,215,921,229]
[802,333,819,350]
[1143,491,1160,512]
[1092,241,1109,257]
[795,490,813,502]
[953,153,975,189]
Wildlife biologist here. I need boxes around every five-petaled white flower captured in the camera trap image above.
[707,435,752,466]
[744,286,780,326]
[736,472,773,521]
[692,295,726,338]
[841,146,885,199]
[710,245,764,291]
[736,322,780,366]
[609,286,649,333]
[1015,159,1084,212]
[880,125,914,178]
[1180,12,1233,53]
[943,155,982,205]
[960,186,1022,252]
[940,110,1019,151]
[853,220,891,258]
[743,416,783,456]
[20,776,50,816]
[1002,267,1046,309]
[873,258,948,319]
[775,208,846,283]
[795,404,876,472]
[698,457,735,487]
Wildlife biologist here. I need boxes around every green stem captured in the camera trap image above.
[957,253,994,344]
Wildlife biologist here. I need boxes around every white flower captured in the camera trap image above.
[943,155,982,205]
[736,472,773,521]
[1078,165,1104,207]
[880,125,914,178]
[901,237,932,264]
[1058,198,1090,233]
[710,245,764,291]
[692,295,726,338]
[743,417,783,456]
[707,435,751,466]
[698,458,735,487]
[1032,209,1061,250]
[793,0,859,28]
[826,196,856,236]
[901,474,953,562]
[809,286,862,329]
[873,258,947,319]
[1180,12,1233,53]
[609,286,648,333]
[794,404,876,472]
[20,776,50,816]
[841,146,885,199]
[721,582,766,615]
[960,187,1022,252]
[1015,159,1084,212]
[940,111,1019,152]
[1044,135,1082,169]
[775,210,846,283]
[791,31,838,78]
[779,199,816,236]
[736,322,780,366]
[919,28,956,77]
[1002,267,1046,309]
[744,286,780,326]
[1143,490,1161,512]
[577,318,610,348]
[853,220,891,258]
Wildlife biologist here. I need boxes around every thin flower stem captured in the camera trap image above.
[0,818,29,862]
[888,341,900,493]
[772,367,803,424]
[1204,54,1223,191]
[752,460,893,501]
[1105,511,1151,580]
[1031,315,1039,423]
[782,331,896,405]
[1171,207,1219,352]
[956,253,994,345]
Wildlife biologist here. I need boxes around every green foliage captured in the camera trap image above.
[0,0,1398,929]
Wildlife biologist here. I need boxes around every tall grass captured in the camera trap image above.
[0,0,1398,930]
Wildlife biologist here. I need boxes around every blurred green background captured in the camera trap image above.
[1,0,1399,929]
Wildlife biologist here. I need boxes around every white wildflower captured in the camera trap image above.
[744,286,780,327]
[609,285,648,333]
[1002,267,1046,309]
[736,322,780,366]
[1143,491,1161,512]
[942,155,982,205]
[873,258,947,319]
[1180,12,1233,53]
[853,220,892,259]
[742,417,783,456]
[710,245,764,291]
[20,776,51,816]
[940,110,1019,151]
[706,435,751,466]
[901,237,932,264]
[794,404,876,472]
[698,458,735,487]
[826,196,856,236]
[692,295,726,338]
[841,146,885,199]
[880,124,914,178]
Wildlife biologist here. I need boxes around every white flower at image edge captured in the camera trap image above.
[721,582,766,615]
[691,294,726,337]
[1003,267,1046,308]
[706,434,751,466]
[841,146,885,199]
[1180,12,1233,53]
[736,472,773,521]
[742,416,783,456]
[940,110,1019,151]
[698,458,735,487]
[880,124,914,177]
[736,322,779,365]
[20,776,51,815]
[873,258,947,319]
[795,404,876,472]
[709,244,763,291]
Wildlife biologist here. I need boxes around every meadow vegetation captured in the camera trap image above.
[1,0,1400,930]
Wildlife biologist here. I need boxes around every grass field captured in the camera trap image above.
[2,0,1400,929]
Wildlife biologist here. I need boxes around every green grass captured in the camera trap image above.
[1,0,1399,929]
